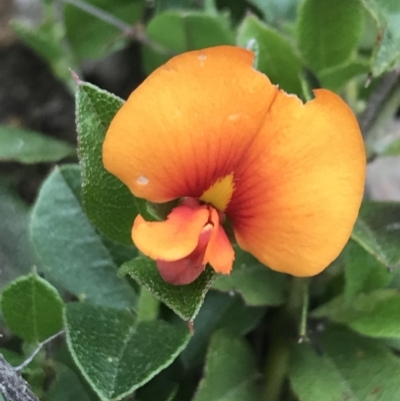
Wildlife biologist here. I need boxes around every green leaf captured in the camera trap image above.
[76,81,149,245]
[290,342,355,401]
[237,15,303,95]
[344,240,392,299]
[30,165,138,310]
[47,364,92,401]
[360,0,400,76]
[290,324,400,401]
[297,0,364,71]
[313,289,400,338]
[247,0,301,23]
[64,0,145,60]
[212,247,287,306]
[181,291,266,368]
[65,302,190,401]
[11,19,76,90]
[143,10,234,74]
[0,125,75,163]
[0,274,63,343]
[0,181,39,290]
[318,59,369,91]
[351,201,400,270]
[192,330,260,401]
[119,256,215,321]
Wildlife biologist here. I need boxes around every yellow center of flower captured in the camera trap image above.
[200,173,234,212]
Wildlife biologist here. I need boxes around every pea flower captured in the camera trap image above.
[103,46,365,285]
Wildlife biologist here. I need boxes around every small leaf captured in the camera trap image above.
[290,324,400,401]
[0,274,63,343]
[0,125,75,163]
[143,10,234,74]
[119,256,215,321]
[30,165,138,310]
[65,302,190,401]
[360,0,400,76]
[297,0,364,71]
[237,15,303,95]
[313,289,400,338]
[64,0,145,60]
[212,247,287,306]
[351,201,400,270]
[192,330,260,401]
[76,81,152,245]
[344,240,392,299]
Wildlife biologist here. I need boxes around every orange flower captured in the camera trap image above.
[103,46,365,285]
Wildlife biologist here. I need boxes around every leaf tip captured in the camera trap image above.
[70,69,82,86]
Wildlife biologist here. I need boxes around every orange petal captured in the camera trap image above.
[103,46,278,203]
[204,208,234,274]
[132,205,209,261]
[156,224,213,285]
[229,89,365,276]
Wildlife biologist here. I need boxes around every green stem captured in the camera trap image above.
[262,277,309,401]
[299,279,309,341]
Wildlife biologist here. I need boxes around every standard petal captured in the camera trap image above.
[229,89,366,276]
[103,45,278,203]
[132,205,209,261]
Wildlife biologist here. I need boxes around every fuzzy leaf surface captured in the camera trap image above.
[65,302,190,401]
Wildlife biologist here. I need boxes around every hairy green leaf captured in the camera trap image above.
[65,302,190,401]
[31,165,138,310]
[119,257,215,321]
[0,274,63,343]
[76,81,147,245]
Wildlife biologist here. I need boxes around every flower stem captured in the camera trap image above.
[262,277,309,401]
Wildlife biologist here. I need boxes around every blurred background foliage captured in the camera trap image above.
[1,0,400,400]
